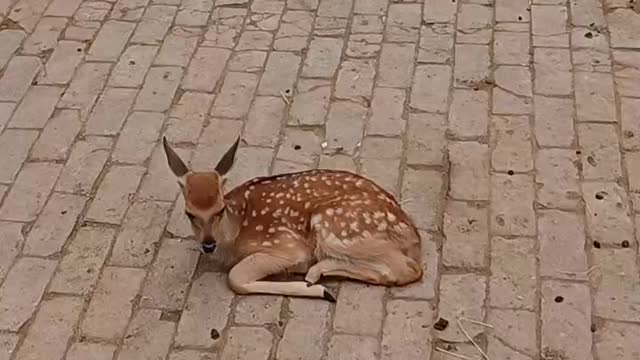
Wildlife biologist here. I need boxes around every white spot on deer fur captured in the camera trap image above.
[261,208,270,215]
[261,241,272,247]
[323,221,329,227]
[251,210,257,217]
[387,212,396,222]
[373,211,385,219]
[244,190,250,199]
[341,230,347,237]
[286,243,295,248]
[304,202,311,209]
[290,210,299,217]
[311,214,323,227]
[279,200,285,205]
[325,208,334,216]
[250,241,257,246]
[335,208,343,215]
[377,221,388,231]
[268,227,276,233]
[266,198,272,203]
[242,220,249,226]
[324,180,332,186]
[256,225,264,231]
[303,183,310,188]
[363,213,372,224]
[273,239,280,244]
[276,193,284,198]
[249,185,255,190]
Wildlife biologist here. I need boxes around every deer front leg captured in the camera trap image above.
[228,252,336,302]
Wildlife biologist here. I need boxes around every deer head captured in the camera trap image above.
[162,136,240,253]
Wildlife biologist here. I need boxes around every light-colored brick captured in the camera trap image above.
[8,0,50,33]
[487,309,537,358]
[0,333,19,360]
[418,24,454,64]
[456,3,492,44]
[534,48,572,96]
[155,26,200,66]
[401,169,444,231]
[360,158,401,196]
[118,309,175,360]
[85,87,137,135]
[175,273,235,347]
[0,56,41,102]
[30,109,82,161]
[58,63,111,117]
[381,300,434,360]
[276,128,321,164]
[138,145,192,201]
[424,0,456,22]
[334,282,385,336]
[13,296,83,360]
[334,58,375,102]
[87,20,136,61]
[274,10,313,50]
[535,149,580,209]
[494,31,530,65]
[378,43,415,88]
[56,137,114,195]
[541,281,593,360]
[201,7,247,48]
[0,30,25,70]
[621,97,640,151]
[538,210,588,280]
[45,0,84,16]
[490,236,536,309]
[235,296,282,325]
[289,79,331,126]
[81,267,146,340]
[582,182,634,247]
[9,85,63,128]
[23,193,86,257]
[224,146,273,189]
[493,66,532,114]
[327,335,379,360]
[443,201,489,269]
[220,327,273,360]
[490,115,533,172]
[0,222,23,282]
[109,45,159,87]
[0,258,57,331]
[575,72,616,122]
[21,17,68,55]
[301,37,343,78]
[448,89,490,139]
[134,66,183,112]
[175,0,213,26]
[227,51,267,72]
[49,226,116,294]
[277,298,330,360]
[534,96,575,147]
[130,5,176,44]
[608,8,640,49]
[496,0,530,22]
[0,163,62,222]
[85,165,145,224]
[532,5,569,47]
[244,96,285,148]
[111,0,150,20]
[410,64,451,113]
[0,129,39,183]
[591,248,640,322]
[367,87,406,137]
[113,112,164,164]
[436,274,486,342]
[169,350,217,360]
[454,44,490,88]
[0,103,15,133]
[66,343,116,360]
[257,51,301,96]
[109,200,171,267]
[577,123,622,181]
[448,142,490,201]
[210,72,260,118]
[324,101,367,156]
[595,321,640,359]
[385,3,420,42]
[491,173,536,236]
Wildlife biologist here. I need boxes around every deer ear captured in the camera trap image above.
[215,136,240,176]
[163,137,189,178]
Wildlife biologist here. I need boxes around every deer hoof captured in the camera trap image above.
[323,289,337,303]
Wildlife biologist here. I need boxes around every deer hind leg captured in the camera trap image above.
[228,252,336,302]
[304,258,388,285]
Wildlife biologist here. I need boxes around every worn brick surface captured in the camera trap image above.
[0,2,633,359]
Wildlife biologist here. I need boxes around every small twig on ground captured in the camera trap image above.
[458,317,494,329]
[435,347,473,360]
[457,318,491,360]
[557,264,600,276]
[280,90,291,105]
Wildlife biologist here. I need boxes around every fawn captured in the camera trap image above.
[163,136,423,302]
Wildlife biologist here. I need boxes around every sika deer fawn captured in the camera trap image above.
[163,136,423,302]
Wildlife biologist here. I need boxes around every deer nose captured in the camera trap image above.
[202,237,216,253]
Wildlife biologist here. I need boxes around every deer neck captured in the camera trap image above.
[211,199,243,248]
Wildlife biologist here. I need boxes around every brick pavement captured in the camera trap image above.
[0,0,639,359]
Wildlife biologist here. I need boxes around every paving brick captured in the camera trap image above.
[0,163,62,222]
[246,12,281,32]
[288,0,319,10]
[538,210,588,280]
[621,97,640,151]
[0,103,14,133]
[352,14,384,34]
[541,281,592,360]
[0,56,41,102]
[424,0,456,23]
[354,0,386,14]
[382,300,434,360]
[418,24,453,64]
[591,248,640,322]
[111,0,150,20]
[0,222,23,282]
[85,87,138,135]
[244,97,285,148]
[109,45,159,87]
[227,51,267,74]
[486,309,537,358]
[175,273,235,348]
[85,165,145,224]
[271,160,311,175]
[334,282,384,335]
[490,115,533,172]
[0,257,57,331]
[613,50,640,97]
[493,66,532,114]
[625,152,640,210]
[14,296,83,360]
[277,128,321,164]
[594,321,640,360]
[314,17,348,36]
[532,5,569,47]
[190,118,243,170]
[456,3,492,44]
[301,37,343,78]
[258,52,301,96]
[30,110,81,161]
[437,274,487,342]
[448,89,490,139]
[113,112,164,164]
[277,298,330,360]
[134,66,183,112]
[318,154,356,171]
[9,85,63,128]
[448,142,490,201]
[582,182,634,247]
[318,0,351,17]
[169,350,216,360]
[608,8,640,49]
[139,145,192,201]
[533,48,572,96]
[140,238,199,309]
[391,231,438,300]
[385,3,420,42]
[367,88,405,137]
[175,0,213,26]
[7,0,51,32]
[454,44,490,88]
[334,59,375,103]
[401,169,443,231]
[224,146,273,189]
[66,343,116,360]
[21,17,68,55]
[327,334,379,360]
[87,20,136,61]
[490,236,536,309]
[496,0,530,22]
[118,309,175,360]
[0,129,39,184]
[360,158,401,196]
[201,8,247,48]
[163,91,214,142]
[45,0,84,16]
[220,327,272,360]
[346,34,382,57]
[535,149,580,210]
[23,193,86,257]
[81,267,146,340]
[235,295,282,325]
[491,173,536,236]
[443,201,489,269]
[0,30,25,70]
[289,79,331,126]
[58,63,111,117]
[130,5,176,44]
[324,101,367,156]
[494,31,530,65]
[0,333,19,360]
[378,43,415,88]
[577,124,622,181]
[56,137,114,195]
[74,2,111,22]
[410,64,451,113]
[236,30,273,50]
[155,26,200,66]
[575,72,616,122]
[210,72,260,118]
[109,201,171,267]
[534,96,575,147]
